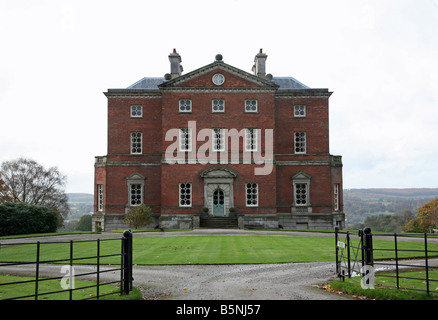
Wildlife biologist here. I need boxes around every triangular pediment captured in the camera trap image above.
[159,62,278,90]
[291,172,311,180]
[125,172,146,181]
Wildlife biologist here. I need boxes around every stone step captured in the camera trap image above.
[199,216,238,229]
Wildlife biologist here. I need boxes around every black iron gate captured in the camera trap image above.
[335,227,373,286]
[335,227,438,295]
[0,230,133,300]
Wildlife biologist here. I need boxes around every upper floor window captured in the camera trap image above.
[179,99,192,113]
[130,105,142,118]
[212,99,225,113]
[212,128,225,152]
[245,128,258,152]
[179,128,192,151]
[131,132,142,154]
[294,105,306,118]
[294,132,306,154]
[245,100,257,113]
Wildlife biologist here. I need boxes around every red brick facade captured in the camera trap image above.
[92,50,345,231]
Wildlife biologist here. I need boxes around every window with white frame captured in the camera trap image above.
[179,99,192,112]
[245,99,257,113]
[131,132,142,154]
[212,99,225,113]
[245,128,257,151]
[294,183,308,206]
[246,183,258,206]
[294,105,306,117]
[130,105,142,118]
[334,183,340,211]
[97,184,103,211]
[212,128,225,152]
[179,128,192,151]
[129,184,142,206]
[179,183,192,207]
[294,132,306,154]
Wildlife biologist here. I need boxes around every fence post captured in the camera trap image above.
[122,230,133,295]
[363,227,373,267]
[335,227,339,275]
[346,231,351,278]
[35,241,40,300]
[424,233,430,295]
[394,233,400,289]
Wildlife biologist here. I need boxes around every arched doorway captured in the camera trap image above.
[213,189,225,216]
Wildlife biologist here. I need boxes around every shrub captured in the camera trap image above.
[124,204,153,229]
[0,202,60,236]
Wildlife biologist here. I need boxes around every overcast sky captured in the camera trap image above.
[1,0,437,194]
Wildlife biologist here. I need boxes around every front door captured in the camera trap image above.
[213,189,225,216]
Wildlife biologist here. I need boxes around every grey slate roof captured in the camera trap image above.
[272,77,310,90]
[127,77,165,89]
[127,76,309,90]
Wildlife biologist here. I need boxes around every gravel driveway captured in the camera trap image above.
[133,262,351,300]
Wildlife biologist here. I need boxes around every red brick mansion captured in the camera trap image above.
[92,49,345,231]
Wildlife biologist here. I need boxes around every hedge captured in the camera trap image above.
[0,202,59,236]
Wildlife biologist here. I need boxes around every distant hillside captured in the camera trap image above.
[67,193,94,203]
[67,193,93,220]
[343,188,438,227]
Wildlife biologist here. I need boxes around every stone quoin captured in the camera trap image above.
[92,49,345,231]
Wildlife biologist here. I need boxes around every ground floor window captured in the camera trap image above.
[246,183,258,206]
[294,183,308,206]
[97,184,103,211]
[334,183,340,211]
[130,184,142,206]
[179,183,192,207]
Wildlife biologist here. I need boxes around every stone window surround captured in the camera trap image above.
[125,172,146,210]
[291,172,312,214]
[200,166,237,216]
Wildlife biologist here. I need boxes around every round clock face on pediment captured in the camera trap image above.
[212,73,225,86]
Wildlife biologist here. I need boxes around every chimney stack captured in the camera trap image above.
[169,49,183,79]
[252,48,268,78]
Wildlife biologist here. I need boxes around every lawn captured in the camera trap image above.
[1,235,437,265]
[329,270,438,300]
[0,275,143,300]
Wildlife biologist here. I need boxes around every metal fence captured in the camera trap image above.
[0,230,133,300]
[335,227,438,296]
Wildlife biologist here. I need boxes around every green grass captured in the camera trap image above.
[1,235,437,265]
[330,270,438,300]
[0,275,143,300]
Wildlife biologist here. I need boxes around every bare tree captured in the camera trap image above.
[0,158,70,218]
[0,179,12,203]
